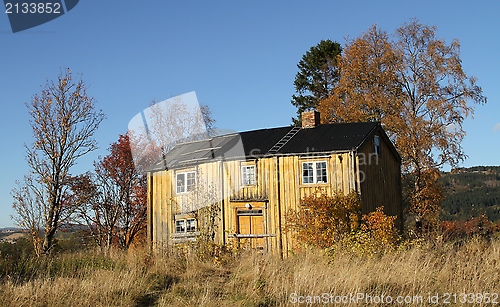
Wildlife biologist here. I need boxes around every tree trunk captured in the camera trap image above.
[106,231,112,253]
[42,224,57,254]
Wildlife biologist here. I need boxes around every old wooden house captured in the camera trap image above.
[146,111,402,254]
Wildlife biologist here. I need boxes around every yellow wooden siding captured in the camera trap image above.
[275,153,355,253]
[149,145,401,253]
[149,153,359,253]
[357,133,403,229]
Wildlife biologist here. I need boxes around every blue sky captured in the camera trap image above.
[1,1,499,227]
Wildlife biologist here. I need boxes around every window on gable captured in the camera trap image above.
[175,218,197,233]
[241,165,256,186]
[176,171,196,193]
[302,161,328,184]
[374,135,381,156]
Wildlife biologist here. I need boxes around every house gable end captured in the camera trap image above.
[356,124,401,162]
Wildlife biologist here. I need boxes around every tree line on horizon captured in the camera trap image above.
[440,166,500,222]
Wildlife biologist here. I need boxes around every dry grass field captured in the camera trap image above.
[0,237,499,306]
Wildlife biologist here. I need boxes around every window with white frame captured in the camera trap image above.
[241,165,256,186]
[176,171,196,193]
[175,219,185,233]
[374,135,381,156]
[175,217,197,233]
[302,161,328,184]
[186,218,196,232]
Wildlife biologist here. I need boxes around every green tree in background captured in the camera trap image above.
[291,39,342,125]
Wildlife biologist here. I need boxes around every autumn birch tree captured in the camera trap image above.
[318,20,486,225]
[12,68,104,255]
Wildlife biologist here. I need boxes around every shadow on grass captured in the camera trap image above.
[133,274,179,307]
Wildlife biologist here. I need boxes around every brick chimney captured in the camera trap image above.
[301,110,320,129]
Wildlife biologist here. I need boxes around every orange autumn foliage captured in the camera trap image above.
[358,207,400,251]
[285,191,401,255]
[285,191,361,249]
[440,215,498,241]
[318,20,486,225]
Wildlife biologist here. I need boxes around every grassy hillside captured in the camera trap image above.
[440,166,500,222]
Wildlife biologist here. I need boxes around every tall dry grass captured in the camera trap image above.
[0,237,499,306]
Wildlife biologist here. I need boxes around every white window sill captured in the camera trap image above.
[171,232,199,243]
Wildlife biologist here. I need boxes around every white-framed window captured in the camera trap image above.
[176,171,196,194]
[374,135,381,156]
[175,219,185,233]
[175,218,197,233]
[241,165,256,186]
[186,218,196,232]
[302,161,328,184]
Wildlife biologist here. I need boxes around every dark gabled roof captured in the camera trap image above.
[149,122,385,171]
[238,126,292,156]
[279,122,378,154]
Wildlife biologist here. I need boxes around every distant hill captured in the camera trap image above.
[0,227,21,232]
[0,228,26,243]
[440,166,500,222]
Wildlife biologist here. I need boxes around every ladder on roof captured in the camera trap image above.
[268,126,301,153]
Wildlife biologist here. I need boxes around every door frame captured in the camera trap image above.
[230,201,269,250]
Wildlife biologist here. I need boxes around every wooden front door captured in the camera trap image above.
[237,209,265,249]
